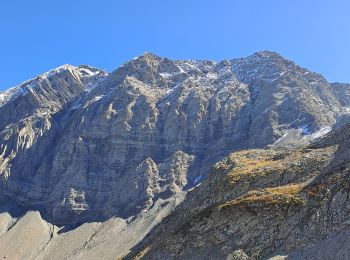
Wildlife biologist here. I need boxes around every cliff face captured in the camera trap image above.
[0,51,349,258]
[128,122,350,259]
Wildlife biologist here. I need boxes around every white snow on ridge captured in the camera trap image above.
[78,68,102,77]
[307,126,332,140]
[76,65,109,92]
[0,65,108,108]
[0,86,25,107]
[44,64,74,79]
[0,67,66,108]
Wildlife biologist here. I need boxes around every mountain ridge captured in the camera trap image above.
[0,51,350,259]
[0,50,348,223]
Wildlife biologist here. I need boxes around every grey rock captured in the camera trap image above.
[0,51,350,259]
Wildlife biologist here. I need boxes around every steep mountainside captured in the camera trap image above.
[0,51,349,258]
[127,122,350,259]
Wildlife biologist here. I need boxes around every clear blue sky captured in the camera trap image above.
[0,0,349,90]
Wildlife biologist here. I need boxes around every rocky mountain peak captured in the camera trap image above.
[230,51,297,83]
[253,50,286,59]
[132,52,184,77]
[138,51,162,61]
[131,52,162,68]
[121,52,165,71]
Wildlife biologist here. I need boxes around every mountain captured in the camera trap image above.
[0,51,349,259]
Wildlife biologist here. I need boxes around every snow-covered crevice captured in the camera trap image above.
[271,125,332,148]
[76,65,109,92]
[305,126,332,140]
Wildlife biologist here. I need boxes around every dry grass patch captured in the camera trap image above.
[134,246,151,260]
[226,149,304,184]
[219,183,305,209]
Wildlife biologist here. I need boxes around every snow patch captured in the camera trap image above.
[76,66,109,91]
[160,73,171,78]
[276,96,288,106]
[307,126,332,140]
[273,132,288,145]
[272,125,331,147]
[193,175,203,186]
[83,95,104,108]
[342,107,350,113]
[206,72,218,80]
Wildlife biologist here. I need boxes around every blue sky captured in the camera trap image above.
[0,0,349,90]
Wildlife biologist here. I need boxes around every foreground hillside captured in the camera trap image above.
[127,122,350,259]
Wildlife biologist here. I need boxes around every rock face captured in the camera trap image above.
[330,82,350,107]
[127,122,350,259]
[0,51,350,258]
